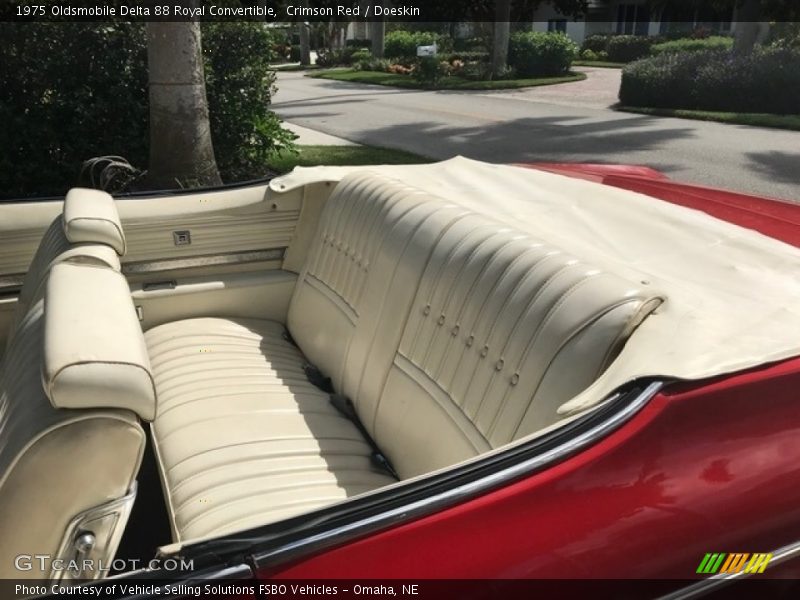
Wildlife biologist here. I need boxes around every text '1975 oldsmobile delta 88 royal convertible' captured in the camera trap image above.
[1,157,799,599]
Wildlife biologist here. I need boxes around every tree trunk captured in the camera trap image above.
[299,23,311,65]
[298,0,311,65]
[492,0,512,79]
[733,0,762,54]
[146,21,221,188]
[371,20,386,59]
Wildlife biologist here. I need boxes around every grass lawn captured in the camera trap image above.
[618,106,800,131]
[572,60,626,69]
[308,69,586,90]
[267,144,433,174]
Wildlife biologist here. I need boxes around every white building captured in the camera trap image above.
[530,0,739,44]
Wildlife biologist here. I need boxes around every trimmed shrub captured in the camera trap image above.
[192,23,296,181]
[651,36,733,55]
[0,23,149,199]
[384,30,452,60]
[508,31,577,77]
[581,34,611,54]
[352,49,390,72]
[769,22,800,50]
[351,48,372,63]
[413,56,452,86]
[0,22,294,198]
[606,35,656,63]
[289,44,301,62]
[460,61,492,81]
[620,48,800,115]
[579,49,609,61]
[443,50,490,63]
[315,46,361,67]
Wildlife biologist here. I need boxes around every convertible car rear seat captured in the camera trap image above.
[0,190,144,581]
[6,188,125,347]
[147,172,662,542]
[0,261,154,580]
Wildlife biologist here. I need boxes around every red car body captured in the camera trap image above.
[56,165,799,600]
[251,165,800,586]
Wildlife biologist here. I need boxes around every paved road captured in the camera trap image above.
[272,68,800,202]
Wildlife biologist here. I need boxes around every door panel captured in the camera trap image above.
[0,182,302,282]
[0,183,305,347]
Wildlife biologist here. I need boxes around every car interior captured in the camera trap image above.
[3,157,798,582]
[0,162,667,581]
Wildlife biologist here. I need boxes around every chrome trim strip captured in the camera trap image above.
[252,381,664,567]
[122,248,286,275]
[660,539,800,600]
[0,273,24,295]
[51,483,137,582]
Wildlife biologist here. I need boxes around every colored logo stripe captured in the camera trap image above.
[720,553,750,573]
[697,552,773,574]
[697,553,726,574]
[744,553,773,574]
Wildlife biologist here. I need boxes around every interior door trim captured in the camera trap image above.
[122,248,286,275]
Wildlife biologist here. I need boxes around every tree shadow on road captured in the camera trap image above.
[353,114,697,173]
[745,151,800,186]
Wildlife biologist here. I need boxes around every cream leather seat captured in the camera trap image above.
[6,188,125,347]
[147,174,459,541]
[0,261,154,581]
[364,213,662,478]
[147,172,661,543]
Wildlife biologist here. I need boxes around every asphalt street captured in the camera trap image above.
[272,68,800,203]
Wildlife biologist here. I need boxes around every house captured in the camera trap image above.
[530,0,746,44]
[345,1,764,47]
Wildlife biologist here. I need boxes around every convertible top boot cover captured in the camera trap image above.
[0,261,152,581]
[272,157,800,414]
[147,171,660,543]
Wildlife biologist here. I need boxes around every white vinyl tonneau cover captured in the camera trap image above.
[270,157,800,414]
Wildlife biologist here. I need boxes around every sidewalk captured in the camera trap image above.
[482,66,622,109]
[284,122,357,146]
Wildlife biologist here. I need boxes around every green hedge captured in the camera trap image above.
[620,48,800,115]
[580,34,659,63]
[0,23,149,199]
[443,51,490,63]
[651,36,733,55]
[606,35,657,63]
[384,30,453,59]
[316,46,363,67]
[508,31,577,77]
[581,34,611,54]
[202,23,295,182]
[0,23,293,199]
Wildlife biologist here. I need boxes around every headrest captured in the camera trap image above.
[43,262,156,421]
[62,188,126,255]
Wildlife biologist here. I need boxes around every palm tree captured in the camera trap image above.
[145,21,221,188]
[298,0,312,65]
[492,0,512,79]
[733,0,762,54]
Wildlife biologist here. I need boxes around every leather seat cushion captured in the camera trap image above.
[146,317,397,542]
